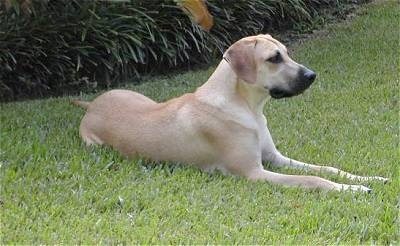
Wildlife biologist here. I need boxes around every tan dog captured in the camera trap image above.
[73,34,387,192]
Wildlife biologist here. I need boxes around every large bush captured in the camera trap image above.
[0,0,365,101]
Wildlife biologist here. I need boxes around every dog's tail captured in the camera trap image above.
[71,99,90,109]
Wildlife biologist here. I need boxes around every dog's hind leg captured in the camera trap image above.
[79,127,103,146]
[78,117,104,146]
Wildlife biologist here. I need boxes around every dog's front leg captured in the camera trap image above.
[267,152,388,183]
[261,127,388,183]
[246,167,372,192]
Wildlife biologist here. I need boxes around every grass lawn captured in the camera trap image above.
[1,1,398,244]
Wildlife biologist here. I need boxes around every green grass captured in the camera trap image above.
[1,1,399,244]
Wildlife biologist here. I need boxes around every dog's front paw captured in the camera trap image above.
[357,175,389,184]
[341,184,372,193]
[371,176,389,184]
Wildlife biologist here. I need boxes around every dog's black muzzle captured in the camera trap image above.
[269,67,316,99]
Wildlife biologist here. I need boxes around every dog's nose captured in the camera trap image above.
[304,68,316,83]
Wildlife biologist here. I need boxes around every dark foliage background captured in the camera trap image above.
[0,0,368,101]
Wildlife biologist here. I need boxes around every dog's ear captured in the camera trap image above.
[223,39,257,84]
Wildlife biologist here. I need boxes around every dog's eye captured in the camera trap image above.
[266,52,282,64]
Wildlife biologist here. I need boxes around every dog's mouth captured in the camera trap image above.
[269,88,293,99]
[269,67,317,99]
[269,86,311,99]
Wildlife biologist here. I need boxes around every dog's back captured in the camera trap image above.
[76,89,219,166]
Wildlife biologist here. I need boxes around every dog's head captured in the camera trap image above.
[223,34,316,99]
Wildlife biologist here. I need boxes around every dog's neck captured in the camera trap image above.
[196,60,269,115]
[236,78,270,114]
